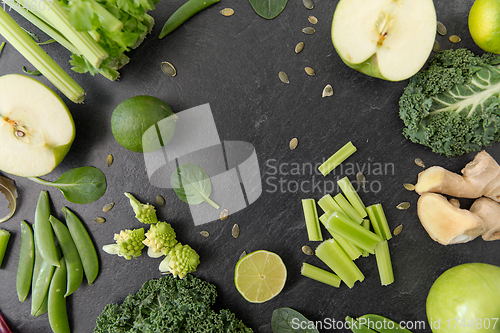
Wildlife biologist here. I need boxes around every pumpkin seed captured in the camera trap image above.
[220,209,229,220]
[414,158,425,168]
[432,40,440,53]
[232,224,240,238]
[102,203,114,212]
[393,224,403,236]
[220,8,234,16]
[106,154,113,167]
[239,251,247,261]
[289,138,299,150]
[302,0,313,9]
[403,183,415,191]
[396,202,411,210]
[161,62,177,76]
[322,84,333,97]
[449,198,460,208]
[302,27,315,35]
[200,230,210,237]
[449,35,461,43]
[356,172,366,188]
[302,245,313,256]
[94,217,106,224]
[308,15,318,24]
[295,42,304,54]
[437,21,447,36]
[156,195,166,207]
[279,71,290,84]
[305,67,315,76]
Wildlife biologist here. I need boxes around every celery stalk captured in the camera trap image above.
[318,141,357,176]
[366,204,392,240]
[89,0,123,33]
[318,194,344,215]
[315,239,364,288]
[301,262,341,288]
[326,211,382,254]
[374,240,394,286]
[338,176,367,218]
[319,211,362,260]
[334,193,363,224]
[0,229,10,267]
[302,199,322,241]
[361,219,371,257]
[0,9,85,103]
[319,213,329,225]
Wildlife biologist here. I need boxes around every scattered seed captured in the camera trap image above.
[302,0,313,9]
[220,209,229,220]
[305,67,315,76]
[295,42,304,54]
[403,183,415,191]
[239,251,247,261]
[433,40,440,53]
[279,71,290,84]
[449,35,461,43]
[15,130,25,137]
[302,27,315,35]
[414,158,425,168]
[289,138,299,150]
[302,245,314,256]
[437,21,447,36]
[232,223,240,238]
[356,172,366,188]
[106,154,113,167]
[156,195,166,207]
[322,84,333,97]
[396,202,411,210]
[220,8,234,16]
[200,230,210,237]
[393,224,403,236]
[102,203,114,212]
[161,61,177,76]
[308,15,318,24]
[94,217,106,224]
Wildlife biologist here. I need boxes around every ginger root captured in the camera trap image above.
[470,197,500,241]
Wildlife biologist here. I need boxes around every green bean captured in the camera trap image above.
[49,215,83,297]
[0,228,10,267]
[17,220,35,302]
[62,207,99,284]
[34,191,59,267]
[48,258,70,333]
[159,0,220,38]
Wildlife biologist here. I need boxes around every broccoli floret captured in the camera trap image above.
[143,222,178,257]
[102,228,145,260]
[124,192,158,224]
[159,243,200,278]
[399,49,500,156]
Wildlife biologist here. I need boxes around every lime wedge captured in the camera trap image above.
[234,250,287,303]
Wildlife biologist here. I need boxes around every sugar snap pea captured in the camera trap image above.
[346,316,378,333]
[159,0,220,38]
[0,228,10,267]
[31,237,43,314]
[31,249,56,315]
[34,191,59,267]
[358,314,413,333]
[17,220,35,302]
[49,215,83,297]
[62,207,99,284]
[34,294,48,317]
[48,258,70,333]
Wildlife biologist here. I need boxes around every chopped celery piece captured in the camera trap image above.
[302,199,322,241]
[0,42,5,55]
[318,141,357,176]
[361,219,371,257]
[319,213,329,225]
[319,212,363,260]
[318,194,343,215]
[0,229,10,267]
[301,262,341,287]
[326,212,382,254]
[366,204,392,240]
[338,176,367,218]
[334,193,363,224]
[374,240,394,286]
[315,239,364,288]
[345,316,378,333]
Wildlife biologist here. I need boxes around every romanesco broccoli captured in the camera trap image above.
[124,192,158,224]
[159,243,200,278]
[143,221,178,258]
[102,228,145,260]
[399,49,500,157]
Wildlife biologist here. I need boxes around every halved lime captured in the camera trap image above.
[234,250,287,303]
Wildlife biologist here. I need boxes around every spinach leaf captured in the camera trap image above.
[249,0,288,19]
[170,163,219,209]
[28,167,106,204]
[271,308,319,333]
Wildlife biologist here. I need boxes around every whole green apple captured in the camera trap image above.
[427,263,500,333]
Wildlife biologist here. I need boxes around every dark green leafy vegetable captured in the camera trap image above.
[29,167,107,204]
[94,274,253,332]
[249,0,288,19]
[171,163,219,209]
[21,66,41,76]
[399,49,500,157]
[272,308,319,333]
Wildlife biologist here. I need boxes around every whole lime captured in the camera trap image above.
[111,95,175,153]
[469,0,500,54]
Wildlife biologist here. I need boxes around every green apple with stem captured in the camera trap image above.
[0,74,75,177]
[331,0,437,81]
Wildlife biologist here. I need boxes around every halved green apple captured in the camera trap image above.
[0,74,75,177]
[332,0,436,81]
